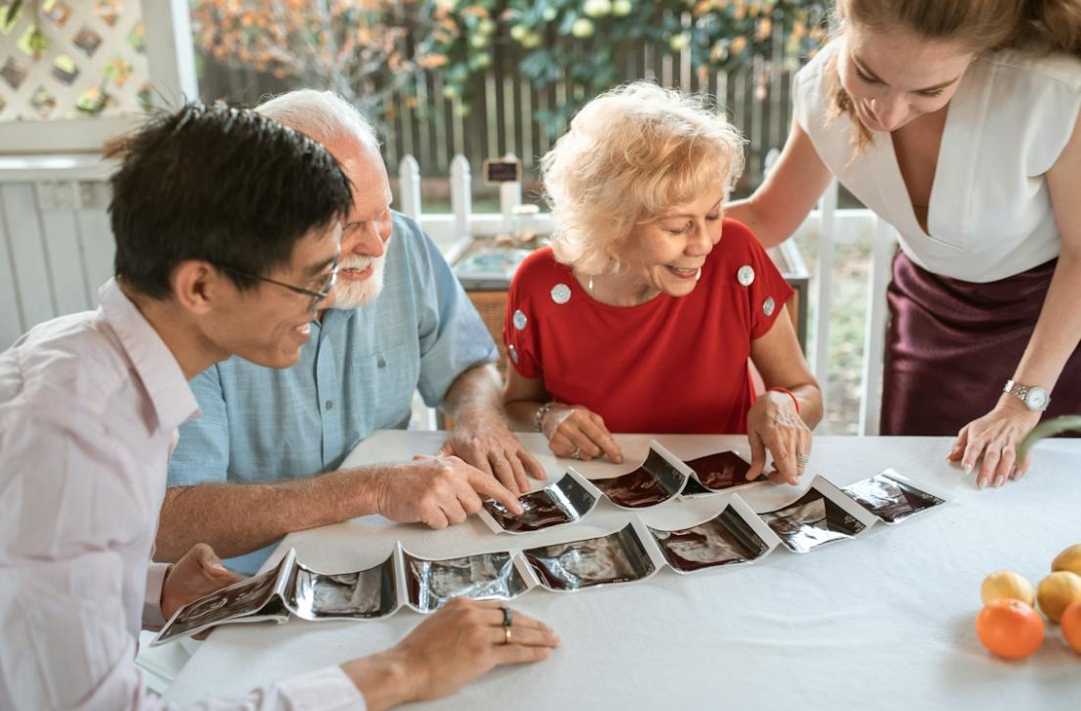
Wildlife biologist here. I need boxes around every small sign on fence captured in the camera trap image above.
[482,157,522,185]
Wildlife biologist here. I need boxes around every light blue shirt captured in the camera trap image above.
[168,213,497,572]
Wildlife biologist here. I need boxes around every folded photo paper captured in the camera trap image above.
[680,450,758,497]
[757,476,879,553]
[648,496,782,572]
[522,523,660,591]
[153,549,399,645]
[478,470,599,534]
[841,469,948,524]
[589,441,692,509]
[402,548,533,612]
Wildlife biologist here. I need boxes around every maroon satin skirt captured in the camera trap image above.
[880,251,1081,436]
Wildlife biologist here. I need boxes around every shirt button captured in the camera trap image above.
[377,358,387,368]
[325,400,334,410]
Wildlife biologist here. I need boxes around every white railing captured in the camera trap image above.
[0,153,897,434]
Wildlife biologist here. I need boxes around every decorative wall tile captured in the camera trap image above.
[1,0,152,122]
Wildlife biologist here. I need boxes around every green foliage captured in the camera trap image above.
[419,0,829,136]
[191,0,829,137]
[1018,416,1081,463]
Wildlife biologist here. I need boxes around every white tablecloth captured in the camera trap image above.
[165,433,1081,710]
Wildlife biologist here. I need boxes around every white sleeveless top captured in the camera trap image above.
[793,42,1081,283]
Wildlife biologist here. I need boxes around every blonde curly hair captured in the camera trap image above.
[541,82,746,275]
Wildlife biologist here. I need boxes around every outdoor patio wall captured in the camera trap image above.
[0,179,114,349]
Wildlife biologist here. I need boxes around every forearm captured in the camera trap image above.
[788,383,824,430]
[342,651,413,711]
[725,199,771,246]
[504,399,545,432]
[155,466,391,562]
[1011,249,1081,393]
[441,363,504,426]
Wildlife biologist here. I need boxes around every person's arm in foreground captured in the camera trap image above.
[158,362,522,563]
[503,367,624,464]
[949,110,1081,488]
[438,362,548,494]
[745,312,823,485]
[158,455,523,562]
[725,120,834,248]
[161,560,562,711]
[346,598,559,711]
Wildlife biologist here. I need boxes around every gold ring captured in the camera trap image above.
[503,625,512,645]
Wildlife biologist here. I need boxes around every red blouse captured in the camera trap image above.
[504,219,793,434]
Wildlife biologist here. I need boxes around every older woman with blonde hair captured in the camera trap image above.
[503,83,823,484]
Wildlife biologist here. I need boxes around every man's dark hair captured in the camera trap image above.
[108,101,352,299]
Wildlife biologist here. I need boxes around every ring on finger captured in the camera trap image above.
[795,452,809,467]
[500,605,513,645]
[571,446,582,460]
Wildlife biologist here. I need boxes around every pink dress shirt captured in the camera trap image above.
[0,280,365,710]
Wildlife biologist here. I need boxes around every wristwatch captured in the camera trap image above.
[1003,379,1050,412]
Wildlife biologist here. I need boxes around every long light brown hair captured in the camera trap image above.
[828,0,1081,147]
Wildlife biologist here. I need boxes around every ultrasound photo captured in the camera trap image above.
[591,446,687,508]
[405,551,531,612]
[163,564,281,637]
[760,489,867,553]
[681,451,754,496]
[523,524,657,591]
[289,555,398,620]
[650,505,771,572]
[154,552,294,645]
[482,473,597,533]
[842,470,946,523]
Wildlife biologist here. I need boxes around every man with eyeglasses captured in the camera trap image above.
[0,102,557,711]
[159,90,541,575]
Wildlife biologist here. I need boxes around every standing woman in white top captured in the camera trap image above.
[727,0,1081,490]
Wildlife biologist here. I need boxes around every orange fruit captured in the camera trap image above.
[1063,600,1081,654]
[975,599,1044,660]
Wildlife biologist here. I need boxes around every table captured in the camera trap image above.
[166,432,1081,710]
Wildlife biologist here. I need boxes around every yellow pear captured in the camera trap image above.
[980,570,1035,606]
[1036,571,1081,623]
[1052,544,1081,576]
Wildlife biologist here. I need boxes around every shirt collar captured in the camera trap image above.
[99,279,200,434]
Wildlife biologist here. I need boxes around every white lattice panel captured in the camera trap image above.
[0,0,152,121]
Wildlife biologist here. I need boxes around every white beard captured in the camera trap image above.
[330,253,387,310]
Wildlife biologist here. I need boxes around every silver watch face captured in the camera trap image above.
[1025,387,1049,411]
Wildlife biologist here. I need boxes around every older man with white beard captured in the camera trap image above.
[158,90,544,574]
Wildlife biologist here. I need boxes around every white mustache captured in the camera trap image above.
[340,255,379,271]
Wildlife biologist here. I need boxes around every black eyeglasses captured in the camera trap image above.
[216,262,338,313]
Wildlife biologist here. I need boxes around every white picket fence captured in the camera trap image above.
[0,153,898,434]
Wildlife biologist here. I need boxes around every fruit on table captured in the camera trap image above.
[1036,571,1081,623]
[981,570,1035,606]
[1052,544,1081,577]
[975,599,1045,660]
[1063,601,1081,654]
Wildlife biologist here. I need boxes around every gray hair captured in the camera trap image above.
[255,89,380,152]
